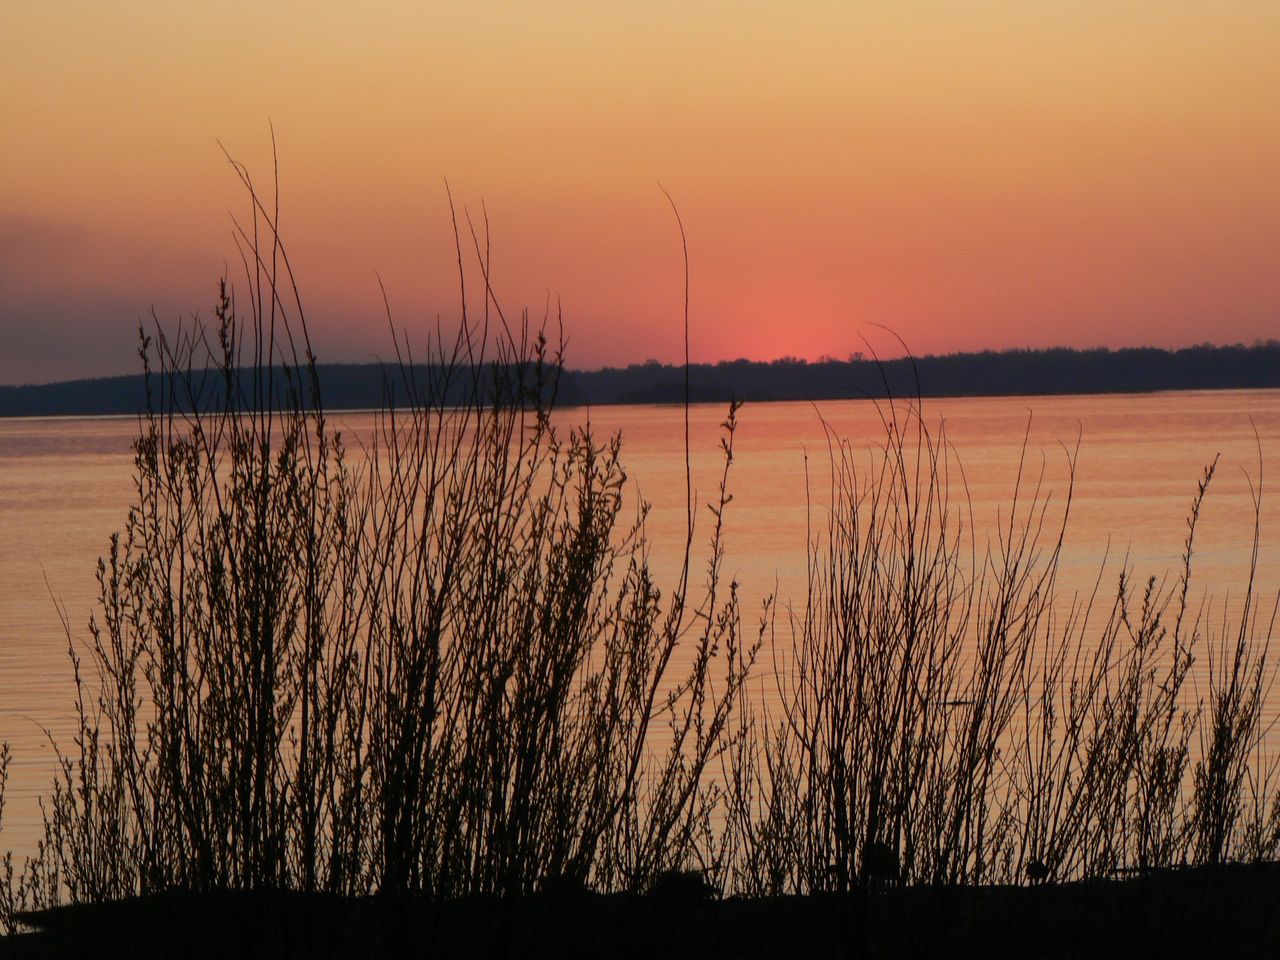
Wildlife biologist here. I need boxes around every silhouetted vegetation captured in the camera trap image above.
[719,410,1279,898]
[0,165,756,913]
[1,166,1277,957]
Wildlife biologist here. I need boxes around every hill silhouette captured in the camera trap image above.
[2,342,1277,417]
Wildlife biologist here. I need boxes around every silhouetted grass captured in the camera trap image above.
[720,399,1278,895]
[0,161,757,920]
[0,160,1276,946]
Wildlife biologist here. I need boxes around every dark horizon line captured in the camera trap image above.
[1,340,1278,418]
[6,336,1280,390]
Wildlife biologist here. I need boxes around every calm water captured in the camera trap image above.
[1,389,1278,858]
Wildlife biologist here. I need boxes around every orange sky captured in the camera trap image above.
[2,1,1277,384]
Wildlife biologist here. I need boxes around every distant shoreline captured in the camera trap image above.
[2,342,1278,418]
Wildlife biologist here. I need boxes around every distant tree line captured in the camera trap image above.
[2,341,1278,417]
[570,341,1280,405]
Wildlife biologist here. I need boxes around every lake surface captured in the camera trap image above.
[2,389,1278,859]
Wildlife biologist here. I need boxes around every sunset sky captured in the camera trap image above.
[2,1,1277,384]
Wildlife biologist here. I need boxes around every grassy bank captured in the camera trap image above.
[10,862,1280,957]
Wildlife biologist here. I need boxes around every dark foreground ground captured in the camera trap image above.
[6,863,1278,959]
